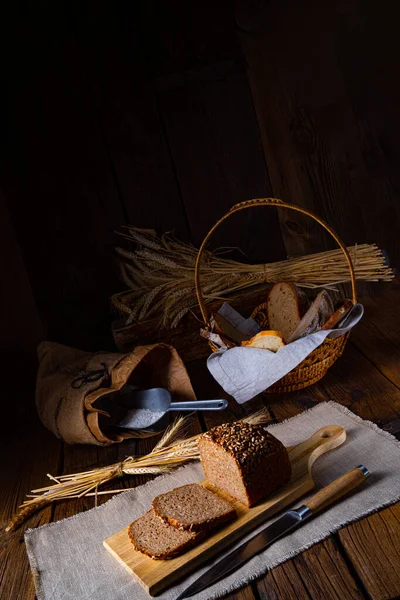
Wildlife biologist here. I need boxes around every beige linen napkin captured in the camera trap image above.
[25,401,400,600]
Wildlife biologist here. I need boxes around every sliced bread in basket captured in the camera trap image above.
[287,290,334,343]
[267,282,309,342]
[241,330,285,351]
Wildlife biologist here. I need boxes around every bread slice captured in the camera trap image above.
[287,290,334,343]
[267,282,309,343]
[321,299,353,330]
[241,330,285,352]
[128,508,201,560]
[152,483,236,532]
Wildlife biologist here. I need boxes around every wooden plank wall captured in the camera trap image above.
[2,0,399,395]
[236,0,400,259]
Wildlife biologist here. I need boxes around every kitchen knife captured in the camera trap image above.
[175,465,369,600]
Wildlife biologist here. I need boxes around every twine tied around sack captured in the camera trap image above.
[71,362,108,389]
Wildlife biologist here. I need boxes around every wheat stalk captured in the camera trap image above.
[112,229,394,328]
[6,410,270,532]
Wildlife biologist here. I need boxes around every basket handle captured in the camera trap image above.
[194,198,357,324]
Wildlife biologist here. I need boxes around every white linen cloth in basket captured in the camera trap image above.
[207,304,363,404]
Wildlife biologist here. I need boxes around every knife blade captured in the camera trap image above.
[175,465,369,600]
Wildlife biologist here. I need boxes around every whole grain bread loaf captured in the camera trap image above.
[198,421,292,507]
[152,483,236,532]
[128,508,201,560]
[267,282,309,342]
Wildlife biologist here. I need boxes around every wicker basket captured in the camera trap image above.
[194,198,357,394]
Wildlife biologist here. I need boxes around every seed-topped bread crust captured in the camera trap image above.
[201,422,283,473]
[152,483,236,532]
[199,421,292,507]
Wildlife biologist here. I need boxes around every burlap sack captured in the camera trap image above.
[36,341,196,445]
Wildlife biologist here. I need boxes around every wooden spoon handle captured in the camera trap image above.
[305,466,369,514]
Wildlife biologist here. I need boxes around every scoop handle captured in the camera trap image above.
[168,399,228,411]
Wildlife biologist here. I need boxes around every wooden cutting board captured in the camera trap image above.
[104,424,346,596]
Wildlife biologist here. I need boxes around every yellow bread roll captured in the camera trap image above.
[241,330,285,352]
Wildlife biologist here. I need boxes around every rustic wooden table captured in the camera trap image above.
[2,281,400,600]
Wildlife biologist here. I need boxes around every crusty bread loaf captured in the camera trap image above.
[287,290,334,343]
[241,330,285,351]
[267,282,309,343]
[152,483,236,532]
[198,421,292,507]
[128,508,201,560]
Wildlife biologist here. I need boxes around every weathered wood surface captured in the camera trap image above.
[0,189,44,412]
[339,503,400,600]
[236,0,400,267]
[349,282,400,390]
[0,407,62,599]
[2,0,400,595]
[156,62,284,260]
[3,2,126,351]
[1,280,400,599]
[256,537,365,600]
[70,2,191,241]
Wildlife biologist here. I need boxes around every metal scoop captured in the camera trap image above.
[116,387,228,430]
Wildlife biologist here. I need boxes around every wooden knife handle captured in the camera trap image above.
[305,466,369,514]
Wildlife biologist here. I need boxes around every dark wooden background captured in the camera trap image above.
[2,0,399,393]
